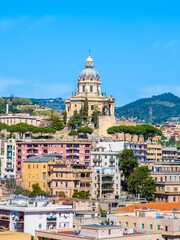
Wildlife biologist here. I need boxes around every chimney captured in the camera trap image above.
[6,104,9,114]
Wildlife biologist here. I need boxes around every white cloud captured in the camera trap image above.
[165,40,178,49]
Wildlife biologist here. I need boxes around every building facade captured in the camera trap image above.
[48,163,94,198]
[2,139,16,179]
[16,140,91,178]
[65,54,115,120]
[0,200,73,236]
[22,154,61,192]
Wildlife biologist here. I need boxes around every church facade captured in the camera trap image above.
[65,54,115,119]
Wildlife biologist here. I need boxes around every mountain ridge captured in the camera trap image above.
[115,92,180,123]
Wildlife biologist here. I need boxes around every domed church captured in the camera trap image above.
[65,54,115,120]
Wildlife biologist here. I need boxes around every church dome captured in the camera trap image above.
[79,68,100,79]
[79,53,100,79]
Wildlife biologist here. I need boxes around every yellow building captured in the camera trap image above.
[65,54,115,120]
[0,231,31,240]
[22,153,60,192]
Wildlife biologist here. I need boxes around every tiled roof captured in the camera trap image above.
[24,155,54,163]
[116,202,180,212]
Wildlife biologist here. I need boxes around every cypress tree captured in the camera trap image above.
[83,97,88,122]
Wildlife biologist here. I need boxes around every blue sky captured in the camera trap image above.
[0,1,180,106]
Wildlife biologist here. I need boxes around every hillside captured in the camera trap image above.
[115,93,180,123]
[29,98,65,112]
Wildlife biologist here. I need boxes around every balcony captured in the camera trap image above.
[93,159,102,162]
[0,216,10,221]
[47,217,57,222]
[109,159,115,163]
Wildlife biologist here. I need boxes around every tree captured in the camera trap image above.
[127,166,156,201]
[82,96,88,122]
[107,124,162,141]
[8,123,29,138]
[77,126,93,138]
[117,149,138,180]
[0,123,8,132]
[68,110,82,130]
[68,130,79,136]
[62,111,67,125]
[29,183,49,197]
[58,191,66,197]
[91,106,101,128]
[48,115,64,130]
[72,190,90,199]
[169,135,176,146]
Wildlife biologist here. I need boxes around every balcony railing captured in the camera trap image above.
[47,217,57,222]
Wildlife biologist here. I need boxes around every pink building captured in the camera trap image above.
[16,140,91,178]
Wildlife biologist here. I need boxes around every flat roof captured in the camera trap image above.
[82,224,121,229]
[0,204,72,212]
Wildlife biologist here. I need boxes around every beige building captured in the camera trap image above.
[65,54,115,120]
[140,160,180,202]
[0,113,46,126]
[48,163,95,198]
[108,202,180,240]
[35,225,162,240]
[0,231,31,240]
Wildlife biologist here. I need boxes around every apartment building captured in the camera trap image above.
[124,142,147,161]
[16,140,91,178]
[48,163,94,198]
[0,199,73,236]
[91,148,119,168]
[108,202,180,240]
[22,153,61,192]
[2,139,16,179]
[95,141,162,162]
[92,167,121,199]
[162,147,178,159]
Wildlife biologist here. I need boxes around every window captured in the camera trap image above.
[142,223,144,229]
[37,165,38,169]
[29,174,31,178]
[165,226,168,231]
[83,85,85,92]
[126,222,128,227]
[28,165,30,169]
[90,85,93,92]
[36,174,38,180]
[56,182,58,187]
[157,225,160,230]
[39,224,42,229]
[66,183,68,187]
[134,223,136,228]
[43,183,45,188]
[43,165,46,169]
[43,172,46,180]
[150,224,153,230]
[91,105,94,110]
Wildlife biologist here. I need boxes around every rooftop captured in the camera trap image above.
[115,202,180,212]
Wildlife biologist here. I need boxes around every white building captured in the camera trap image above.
[0,199,73,236]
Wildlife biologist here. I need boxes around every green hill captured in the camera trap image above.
[115,93,180,123]
[29,98,65,112]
